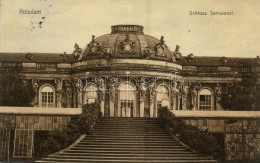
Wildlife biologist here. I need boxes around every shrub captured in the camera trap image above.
[36,102,102,158]
[158,107,222,159]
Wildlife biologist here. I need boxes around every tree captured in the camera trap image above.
[220,73,258,111]
[0,65,35,106]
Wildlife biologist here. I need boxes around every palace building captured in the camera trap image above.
[0,25,260,161]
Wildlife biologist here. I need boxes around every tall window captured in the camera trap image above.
[119,83,135,117]
[41,86,54,108]
[157,85,170,109]
[85,84,98,104]
[199,89,212,110]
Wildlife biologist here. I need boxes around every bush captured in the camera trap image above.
[158,107,222,159]
[36,102,102,158]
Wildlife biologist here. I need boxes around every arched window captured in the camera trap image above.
[85,84,98,104]
[119,83,136,117]
[40,85,54,108]
[199,89,213,110]
[157,85,170,109]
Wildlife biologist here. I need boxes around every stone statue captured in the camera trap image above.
[64,80,72,108]
[32,79,39,106]
[160,36,165,45]
[182,83,189,110]
[190,82,201,110]
[190,86,197,110]
[55,79,63,106]
[175,45,180,53]
[214,83,222,103]
[108,79,116,102]
[144,46,152,59]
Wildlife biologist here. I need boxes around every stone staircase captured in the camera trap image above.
[36,117,217,163]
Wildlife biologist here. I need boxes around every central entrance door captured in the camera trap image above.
[119,83,135,117]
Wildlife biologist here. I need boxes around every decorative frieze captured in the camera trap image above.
[196,66,217,72]
[183,66,197,71]
[36,63,57,69]
[218,66,231,71]
[22,63,36,68]
[1,62,22,67]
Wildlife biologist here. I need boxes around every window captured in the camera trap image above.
[85,84,98,104]
[13,130,33,158]
[40,85,54,108]
[14,116,34,158]
[119,83,136,117]
[0,130,10,161]
[199,89,212,110]
[157,85,170,109]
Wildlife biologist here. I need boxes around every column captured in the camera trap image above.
[150,80,156,117]
[108,80,115,117]
[140,90,145,117]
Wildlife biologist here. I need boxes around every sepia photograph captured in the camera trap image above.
[0,0,260,162]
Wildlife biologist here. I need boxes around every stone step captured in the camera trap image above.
[37,158,216,163]
[46,155,210,160]
[64,149,194,154]
[36,117,216,163]
[72,144,186,148]
[87,134,171,138]
[79,139,177,143]
[54,152,200,157]
[68,147,188,151]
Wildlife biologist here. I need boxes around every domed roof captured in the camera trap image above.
[79,25,176,62]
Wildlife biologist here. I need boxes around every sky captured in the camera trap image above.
[0,0,260,57]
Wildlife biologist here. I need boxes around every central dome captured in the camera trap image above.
[81,25,176,62]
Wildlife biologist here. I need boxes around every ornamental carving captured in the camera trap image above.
[87,35,102,55]
[73,43,82,60]
[103,46,113,58]
[120,33,135,54]
[254,56,260,64]
[187,53,195,63]
[143,46,153,59]
[25,53,34,60]
[155,36,166,56]
[174,45,182,60]
[220,56,227,64]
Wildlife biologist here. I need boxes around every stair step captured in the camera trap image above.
[37,160,216,163]
[64,149,194,154]
[72,144,186,148]
[80,139,177,143]
[53,152,200,157]
[39,157,216,163]
[66,147,189,151]
[75,142,183,148]
[36,118,216,163]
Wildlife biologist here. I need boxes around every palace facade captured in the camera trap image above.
[1,25,260,161]
[1,25,260,115]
